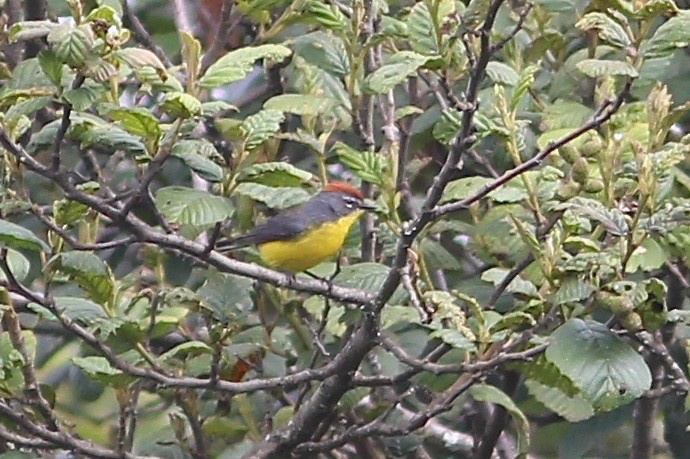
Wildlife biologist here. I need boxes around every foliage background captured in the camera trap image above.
[2,0,690,457]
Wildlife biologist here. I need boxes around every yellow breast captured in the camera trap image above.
[257,211,362,272]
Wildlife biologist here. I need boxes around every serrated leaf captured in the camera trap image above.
[72,356,135,388]
[155,187,234,226]
[332,142,383,186]
[432,108,463,145]
[199,44,292,89]
[29,296,106,323]
[545,319,652,411]
[469,383,530,455]
[548,277,596,305]
[171,139,224,182]
[406,0,454,55]
[37,50,63,87]
[0,220,49,252]
[481,268,538,298]
[364,51,432,93]
[263,94,336,115]
[486,62,520,86]
[233,183,311,209]
[53,252,115,305]
[63,85,101,111]
[8,20,59,42]
[576,12,632,48]
[333,263,407,304]
[47,24,94,68]
[576,59,639,78]
[159,341,213,361]
[642,11,690,59]
[395,105,423,119]
[291,32,349,76]
[108,108,161,140]
[236,162,312,187]
[428,328,476,350]
[240,110,285,150]
[557,198,629,236]
[525,379,595,422]
[161,92,202,118]
[197,271,254,322]
[116,47,166,73]
[54,199,89,226]
[71,119,147,154]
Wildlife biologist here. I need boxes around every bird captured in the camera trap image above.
[218,182,376,273]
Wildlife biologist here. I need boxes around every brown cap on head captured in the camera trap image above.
[322,181,364,200]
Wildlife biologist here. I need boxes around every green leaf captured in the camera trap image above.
[406,0,455,55]
[53,252,115,305]
[159,341,213,361]
[481,268,538,298]
[301,1,348,30]
[576,59,639,78]
[642,11,690,59]
[511,64,539,110]
[29,296,106,323]
[161,92,202,118]
[395,105,424,119]
[47,24,94,67]
[291,32,349,76]
[0,220,49,252]
[71,119,147,154]
[154,187,234,226]
[557,198,629,236]
[197,271,254,322]
[469,383,530,455]
[525,379,595,422]
[236,162,313,187]
[199,44,292,89]
[108,108,161,140]
[576,12,631,48]
[37,50,63,87]
[440,176,493,204]
[240,110,285,150]
[332,142,384,186]
[545,319,652,411]
[486,61,520,86]
[72,356,135,388]
[548,277,596,306]
[364,51,433,93]
[63,85,101,111]
[53,199,89,226]
[8,20,59,42]
[333,262,407,304]
[179,31,201,90]
[0,249,30,283]
[428,328,476,350]
[233,183,311,209]
[171,139,224,182]
[432,108,463,145]
[263,94,336,115]
[116,47,167,73]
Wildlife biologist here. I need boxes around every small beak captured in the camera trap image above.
[359,200,377,211]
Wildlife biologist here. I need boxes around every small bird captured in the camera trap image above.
[220,182,375,273]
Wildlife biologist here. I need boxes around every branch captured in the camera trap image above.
[51,74,85,172]
[122,0,174,68]
[432,78,632,219]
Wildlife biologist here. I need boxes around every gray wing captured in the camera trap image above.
[225,193,341,247]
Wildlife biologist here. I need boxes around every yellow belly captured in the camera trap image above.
[257,212,362,272]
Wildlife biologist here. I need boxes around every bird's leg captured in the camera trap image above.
[305,256,341,296]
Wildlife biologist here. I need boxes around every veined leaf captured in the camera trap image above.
[200,45,291,89]
[236,162,313,187]
[0,220,49,252]
[171,139,224,182]
[469,384,530,455]
[155,187,234,226]
[52,252,115,305]
[241,110,285,150]
[263,94,336,115]
[545,319,652,411]
[234,183,310,209]
[364,51,434,94]
[576,59,639,78]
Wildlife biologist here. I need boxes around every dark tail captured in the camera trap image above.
[214,235,256,252]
